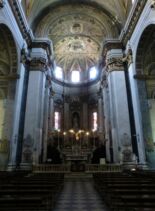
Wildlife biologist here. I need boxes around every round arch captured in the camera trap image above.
[135,24,155,168]
[0,24,18,170]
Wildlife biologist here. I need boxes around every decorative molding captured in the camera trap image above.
[45,75,52,88]
[122,47,133,66]
[31,39,52,57]
[106,57,124,72]
[8,0,33,46]
[20,45,31,65]
[29,57,48,72]
[102,40,123,58]
[101,73,108,88]
[29,39,53,71]
[121,0,147,45]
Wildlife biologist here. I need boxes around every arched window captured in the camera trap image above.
[71,70,80,83]
[92,112,98,131]
[54,111,61,130]
[54,66,63,80]
[89,66,97,80]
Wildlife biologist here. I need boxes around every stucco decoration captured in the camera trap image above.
[34,3,121,77]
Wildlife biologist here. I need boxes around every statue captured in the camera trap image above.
[72,112,80,130]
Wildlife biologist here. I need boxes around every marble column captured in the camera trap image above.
[127,50,146,164]
[42,80,50,162]
[101,76,111,162]
[21,39,52,169]
[104,42,132,163]
[83,103,88,130]
[64,102,69,131]
[48,93,54,133]
[7,64,26,170]
[98,95,104,143]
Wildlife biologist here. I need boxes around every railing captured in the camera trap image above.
[85,164,122,173]
[32,164,122,173]
[32,164,71,173]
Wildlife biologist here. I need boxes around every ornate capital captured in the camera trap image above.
[46,74,52,88]
[20,45,31,65]
[106,57,124,72]
[102,40,123,58]
[29,39,53,71]
[101,72,108,88]
[31,39,52,58]
[29,57,48,71]
[8,0,33,46]
[101,40,124,72]
[120,0,147,45]
[122,47,133,66]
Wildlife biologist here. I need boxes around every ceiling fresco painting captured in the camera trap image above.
[21,0,132,81]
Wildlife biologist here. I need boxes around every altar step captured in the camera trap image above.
[65,172,93,180]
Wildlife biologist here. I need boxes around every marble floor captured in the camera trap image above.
[53,177,109,211]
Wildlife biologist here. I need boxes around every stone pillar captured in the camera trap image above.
[83,103,88,130]
[7,64,26,170]
[101,74,111,162]
[126,46,146,164]
[42,78,50,162]
[21,39,52,169]
[98,94,104,143]
[63,95,70,131]
[48,93,54,133]
[64,101,69,131]
[103,41,132,163]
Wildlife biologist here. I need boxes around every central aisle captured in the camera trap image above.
[54,175,109,211]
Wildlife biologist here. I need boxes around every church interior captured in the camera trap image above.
[1,0,155,210]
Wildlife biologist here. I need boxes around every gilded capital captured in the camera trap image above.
[106,57,124,72]
[29,56,48,71]
[122,48,133,66]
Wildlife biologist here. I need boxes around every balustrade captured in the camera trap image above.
[33,164,122,173]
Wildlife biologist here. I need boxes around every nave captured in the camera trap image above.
[54,176,108,211]
[1,169,155,211]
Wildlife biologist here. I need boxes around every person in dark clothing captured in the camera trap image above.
[92,144,106,164]
[47,142,62,164]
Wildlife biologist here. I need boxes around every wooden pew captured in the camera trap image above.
[93,171,155,211]
[0,171,64,211]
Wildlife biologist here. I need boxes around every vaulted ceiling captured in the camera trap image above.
[22,0,132,76]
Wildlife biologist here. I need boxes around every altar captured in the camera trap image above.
[62,145,92,172]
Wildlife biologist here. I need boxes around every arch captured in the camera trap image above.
[136,24,155,75]
[0,24,18,170]
[0,24,18,76]
[136,24,155,168]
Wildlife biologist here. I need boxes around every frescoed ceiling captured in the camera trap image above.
[22,0,132,75]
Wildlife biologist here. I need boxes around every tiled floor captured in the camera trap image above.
[54,178,109,211]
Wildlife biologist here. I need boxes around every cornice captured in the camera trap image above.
[120,0,147,46]
[8,0,33,46]
[51,76,100,88]
[102,40,123,58]
[31,39,52,57]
